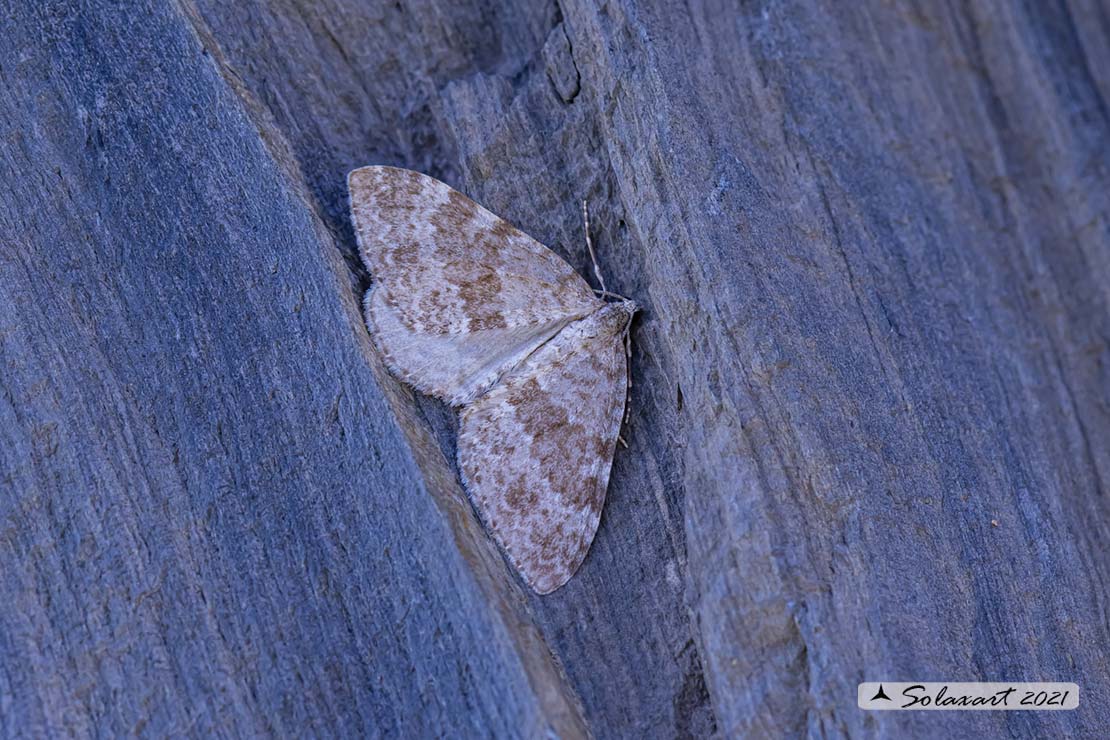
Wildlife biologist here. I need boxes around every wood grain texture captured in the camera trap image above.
[2,0,1108,738]
[0,2,583,737]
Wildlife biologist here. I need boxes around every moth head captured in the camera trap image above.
[595,298,638,336]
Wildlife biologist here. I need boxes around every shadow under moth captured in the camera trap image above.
[348,166,635,594]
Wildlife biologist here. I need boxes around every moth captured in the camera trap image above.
[348,166,636,594]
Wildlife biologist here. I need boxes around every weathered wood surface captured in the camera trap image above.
[2,0,1108,737]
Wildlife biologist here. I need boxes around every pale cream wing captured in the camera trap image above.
[348,166,600,405]
[456,306,630,594]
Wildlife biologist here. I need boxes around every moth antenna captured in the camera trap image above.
[582,199,609,295]
[593,288,630,301]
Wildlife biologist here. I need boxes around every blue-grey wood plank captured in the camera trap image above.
[0,2,583,737]
[3,0,1108,738]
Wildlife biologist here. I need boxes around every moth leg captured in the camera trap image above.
[620,328,633,440]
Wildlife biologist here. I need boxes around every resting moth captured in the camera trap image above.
[348,166,635,594]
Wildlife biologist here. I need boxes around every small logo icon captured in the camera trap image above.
[870,684,892,702]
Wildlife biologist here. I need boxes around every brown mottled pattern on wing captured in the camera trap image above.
[348,166,600,405]
[456,302,633,594]
[349,165,637,594]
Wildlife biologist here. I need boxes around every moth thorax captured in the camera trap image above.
[595,299,637,335]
